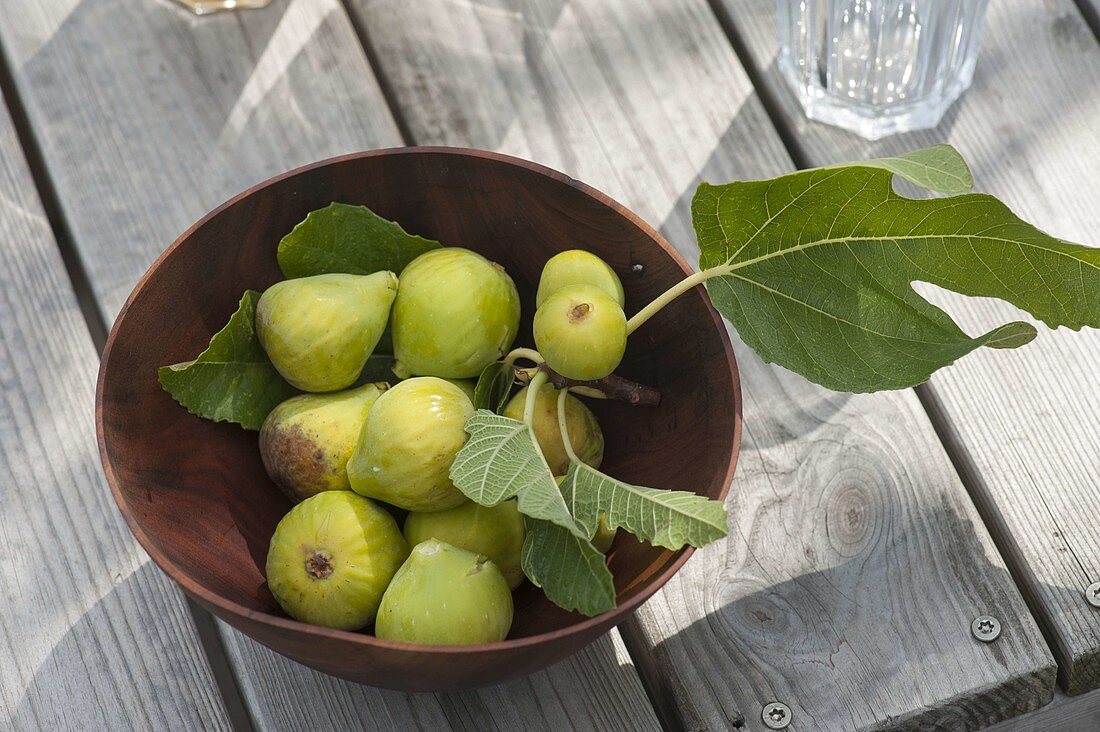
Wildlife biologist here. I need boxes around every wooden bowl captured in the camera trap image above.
[96,148,741,692]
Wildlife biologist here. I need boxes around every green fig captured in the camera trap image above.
[376,540,513,645]
[536,249,625,308]
[403,500,526,589]
[259,383,387,502]
[256,272,397,392]
[347,377,473,511]
[533,284,626,381]
[591,517,617,554]
[391,248,520,379]
[443,378,477,404]
[265,491,408,630]
[502,383,603,475]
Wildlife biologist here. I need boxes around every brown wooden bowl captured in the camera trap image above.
[96,147,741,692]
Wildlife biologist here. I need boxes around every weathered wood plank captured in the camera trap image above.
[348,0,1057,728]
[717,0,1100,696]
[0,0,663,727]
[223,624,660,731]
[0,0,402,320]
[985,687,1100,731]
[0,90,230,729]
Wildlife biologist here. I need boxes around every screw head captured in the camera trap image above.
[762,702,792,729]
[972,615,1001,642]
[1086,582,1100,608]
[631,263,644,273]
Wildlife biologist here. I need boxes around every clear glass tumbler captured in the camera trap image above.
[777,0,990,139]
[173,0,272,15]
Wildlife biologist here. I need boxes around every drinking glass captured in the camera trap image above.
[776,0,990,139]
[173,0,272,15]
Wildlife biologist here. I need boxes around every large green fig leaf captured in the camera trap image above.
[158,291,297,430]
[449,411,584,536]
[521,519,615,616]
[559,462,728,550]
[278,202,440,279]
[695,144,1100,392]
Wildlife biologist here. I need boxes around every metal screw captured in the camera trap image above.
[1086,582,1100,608]
[971,615,1001,642]
[762,702,792,729]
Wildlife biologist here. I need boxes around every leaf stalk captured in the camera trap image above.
[625,266,729,335]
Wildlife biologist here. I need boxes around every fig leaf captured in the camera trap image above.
[695,144,1100,393]
[521,518,615,616]
[158,291,297,430]
[449,411,585,537]
[278,202,440,279]
[560,462,728,550]
[473,361,516,413]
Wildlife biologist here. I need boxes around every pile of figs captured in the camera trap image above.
[256,248,624,644]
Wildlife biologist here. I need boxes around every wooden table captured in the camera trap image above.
[2,1,1099,729]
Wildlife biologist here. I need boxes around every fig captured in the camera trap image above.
[533,284,626,381]
[391,248,520,379]
[259,383,387,502]
[256,272,397,392]
[403,500,526,589]
[265,491,408,630]
[347,377,474,511]
[502,383,603,475]
[536,249,625,308]
[592,517,617,553]
[443,378,477,404]
[375,539,513,644]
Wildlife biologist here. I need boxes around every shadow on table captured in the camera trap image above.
[10,562,228,729]
[12,559,657,731]
[620,495,1069,732]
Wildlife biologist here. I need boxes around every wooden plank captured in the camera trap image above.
[346,0,1059,728]
[0,91,230,729]
[986,688,1100,731]
[0,0,663,727]
[717,0,1100,695]
[0,0,402,320]
[222,624,660,731]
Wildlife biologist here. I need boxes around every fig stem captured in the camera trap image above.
[557,388,581,464]
[503,347,544,368]
[524,370,549,425]
[535,363,661,407]
[625,267,727,336]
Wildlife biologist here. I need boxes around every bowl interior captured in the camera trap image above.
[98,148,740,643]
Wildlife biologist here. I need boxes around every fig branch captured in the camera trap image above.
[516,363,661,406]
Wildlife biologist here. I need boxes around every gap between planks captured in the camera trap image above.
[1074,0,1100,45]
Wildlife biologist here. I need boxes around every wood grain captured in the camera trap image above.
[985,688,1100,731]
[0,0,665,724]
[0,92,229,728]
[0,0,401,320]
[347,0,1058,727]
[223,625,660,731]
[717,0,1100,695]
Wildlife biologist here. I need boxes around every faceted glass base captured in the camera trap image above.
[778,47,978,140]
[775,0,989,141]
[172,0,273,15]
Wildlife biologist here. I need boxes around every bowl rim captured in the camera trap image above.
[95,146,743,656]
